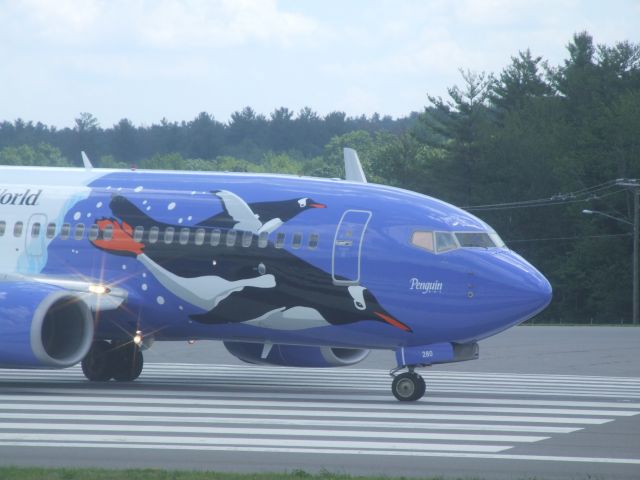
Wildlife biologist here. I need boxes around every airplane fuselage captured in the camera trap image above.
[1,166,551,354]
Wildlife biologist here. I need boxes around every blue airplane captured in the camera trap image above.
[0,149,551,401]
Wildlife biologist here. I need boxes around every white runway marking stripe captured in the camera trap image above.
[7,363,640,386]
[0,403,614,424]
[7,386,639,410]
[1,394,635,417]
[4,379,640,398]
[5,367,639,398]
[0,413,581,433]
[1,364,639,464]
[0,423,549,443]
[0,433,512,453]
[141,365,640,384]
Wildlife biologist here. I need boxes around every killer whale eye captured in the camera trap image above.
[298,198,308,208]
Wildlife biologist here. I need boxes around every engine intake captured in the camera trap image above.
[0,282,94,368]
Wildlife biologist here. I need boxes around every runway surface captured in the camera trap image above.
[1,361,639,479]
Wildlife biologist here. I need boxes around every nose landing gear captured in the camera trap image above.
[390,366,426,401]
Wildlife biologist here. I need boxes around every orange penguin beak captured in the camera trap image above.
[374,312,412,332]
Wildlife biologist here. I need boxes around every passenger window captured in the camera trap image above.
[210,229,221,246]
[242,231,253,248]
[411,231,434,252]
[88,224,99,241]
[148,226,159,244]
[133,226,144,243]
[31,222,41,238]
[60,223,71,240]
[13,221,24,237]
[226,230,237,247]
[435,232,458,253]
[258,231,269,248]
[275,232,285,249]
[194,228,205,246]
[74,223,85,240]
[102,224,113,241]
[292,232,302,249]
[164,227,175,244]
[179,228,190,245]
[308,233,319,249]
[0,220,5,236]
[46,222,56,239]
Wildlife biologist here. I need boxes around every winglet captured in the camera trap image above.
[343,148,367,183]
[81,151,93,170]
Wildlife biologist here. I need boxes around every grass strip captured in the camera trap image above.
[0,467,488,480]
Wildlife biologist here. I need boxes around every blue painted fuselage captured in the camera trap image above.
[1,166,552,353]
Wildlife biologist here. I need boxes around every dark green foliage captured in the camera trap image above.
[412,32,640,323]
[0,107,414,167]
[2,32,639,324]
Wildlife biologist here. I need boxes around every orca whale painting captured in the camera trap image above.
[90,192,410,332]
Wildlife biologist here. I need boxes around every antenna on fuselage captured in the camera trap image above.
[81,151,93,170]
[343,148,367,183]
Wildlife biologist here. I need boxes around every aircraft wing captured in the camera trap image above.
[0,273,128,312]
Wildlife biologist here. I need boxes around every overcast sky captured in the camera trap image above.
[0,0,638,128]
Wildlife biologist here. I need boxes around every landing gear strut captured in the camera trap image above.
[390,367,426,401]
[81,340,144,382]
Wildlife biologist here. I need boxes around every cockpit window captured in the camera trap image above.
[435,232,459,253]
[455,232,499,248]
[411,231,434,252]
[412,229,506,253]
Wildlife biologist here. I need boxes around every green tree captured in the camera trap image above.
[369,133,446,194]
[111,118,139,163]
[418,70,494,205]
[490,49,552,116]
[0,143,70,166]
[262,152,302,175]
[186,112,224,160]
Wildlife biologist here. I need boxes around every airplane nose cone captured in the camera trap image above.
[522,266,553,314]
[495,250,552,320]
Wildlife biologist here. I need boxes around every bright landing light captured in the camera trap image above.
[88,284,110,295]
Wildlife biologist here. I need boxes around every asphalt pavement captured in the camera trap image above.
[0,326,638,480]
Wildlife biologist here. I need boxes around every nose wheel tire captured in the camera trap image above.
[392,372,426,401]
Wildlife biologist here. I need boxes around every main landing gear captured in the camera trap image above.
[81,340,144,382]
[390,366,426,401]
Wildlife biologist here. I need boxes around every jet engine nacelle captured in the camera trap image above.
[0,282,94,368]
[223,341,370,367]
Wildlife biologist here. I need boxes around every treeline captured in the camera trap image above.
[2,32,639,324]
[0,107,417,166]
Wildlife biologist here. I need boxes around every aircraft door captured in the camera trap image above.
[25,214,48,257]
[332,210,372,285]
